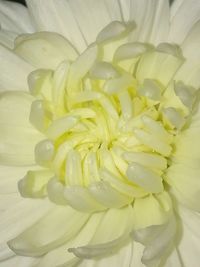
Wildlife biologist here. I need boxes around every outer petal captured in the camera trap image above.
[26,0,123,52]
[0,29,17,49]
[8,206,90,257]
[169,0,200,43]
[1,256,37,267]
[0,92,43,165]
[129,0,170,44]
[0,0,34,33]
[166,104,200,212]
[0,45,34,92]
[34,213,103,267]
[78,240,135,267]
[175,20,200,87]
[175,206,200,267]
[0,197,52,262]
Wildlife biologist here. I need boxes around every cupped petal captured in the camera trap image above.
[26,0,123,52]
[132,192,172,229]
[14,32,78,69]
[0,44,34,92]
[129,0,170,44]
[136,50,184,88]
[0,91,43,165]
[0,1,34,33]
[169,0,200,43]
[0,165,31,194]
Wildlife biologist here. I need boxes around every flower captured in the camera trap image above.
[1,0,200,266]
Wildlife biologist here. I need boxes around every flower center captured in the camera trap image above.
[18,22,197,214]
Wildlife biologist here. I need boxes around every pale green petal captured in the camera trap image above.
[0,165,31,194]
[0,29,17,49]
[69,206,134,259]
[0,198,52,261]
[136,50,183,87]
[26,0,122,52]
[163,248,182,267]
[8,206,90,257]
[1,256,37,267]
[175,20,200,87]
[175,206,200,267]
[14,32,78,69]
[0,45,33,92]
[0,92,43,165]
[169,0,200,43]
[166,113,200,211]
[129,0,170,44]
[132,217,176,267]
[35,212,104,267]
[132,192,172,229]
[0,1,34,33]
[78,240,135,267]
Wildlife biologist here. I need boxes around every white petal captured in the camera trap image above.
[0,29,17,49]
[129,0,170,44]
[164,248,182,267]
[0,45,34,92]
[0,198,52,261]
[14,32,78,69]
[169,0,200,43]
[0,165,31,194]
[136,50,183,88]
[175,20,200,87]
[8,206,90,257]
[0,1,34,33]
[175,206,200,267]
[0,92,43,165]
[26,0,122,52]
[1,255,37,267]
[166,117,200,211]
[69,206,134,259]
[35,213,104,267]
[78,240,135,267]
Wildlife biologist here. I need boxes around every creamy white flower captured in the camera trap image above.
[0,0,200,267]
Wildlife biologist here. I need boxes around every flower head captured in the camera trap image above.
[1,0,200,267]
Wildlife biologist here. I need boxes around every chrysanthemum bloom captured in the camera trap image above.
[1,0,200,266]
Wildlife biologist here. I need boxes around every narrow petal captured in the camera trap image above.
[35,213,103,267]
[0,198,52,261]
[0,1,34,33]
[169,0,200,43]
[26,0,123,52]
[0,45,34,92]
[69,206,134,259]
[78,240,135,267]
[8,206,90,257]
[129,0,170,44]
